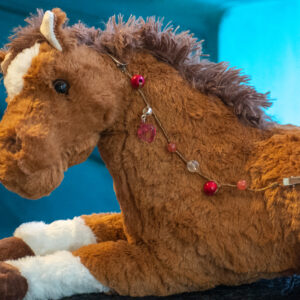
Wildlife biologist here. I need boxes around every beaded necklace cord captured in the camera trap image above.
[107,54,300,196]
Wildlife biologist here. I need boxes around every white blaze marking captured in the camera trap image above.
[4,42,40,100]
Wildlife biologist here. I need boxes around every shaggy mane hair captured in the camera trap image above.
[5,10,273,128]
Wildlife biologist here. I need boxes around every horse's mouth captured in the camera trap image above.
[0,157,64,199]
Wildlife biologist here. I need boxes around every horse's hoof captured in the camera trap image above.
[0,262,28,300]
[0,237,34,261]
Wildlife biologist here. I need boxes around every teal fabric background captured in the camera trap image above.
[219,0,300,125]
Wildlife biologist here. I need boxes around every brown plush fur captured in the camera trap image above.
[82,213,126,242]
[0,262,28,300]
[0,237,34,261]
[0,51,6,64]
[5,10,271,128]
[0,8,299,297]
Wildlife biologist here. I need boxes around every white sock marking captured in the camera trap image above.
[7,250,109,300]
[14,217,97,255]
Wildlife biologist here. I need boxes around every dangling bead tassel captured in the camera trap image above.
[137,106,156,143]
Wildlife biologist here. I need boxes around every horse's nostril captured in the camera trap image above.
[4,134,22,153]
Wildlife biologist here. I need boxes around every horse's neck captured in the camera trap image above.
[98,52,265,229]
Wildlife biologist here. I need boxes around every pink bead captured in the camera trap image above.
[131,75,145,89]
[167,143,176,153]
[137,123,156,143]
[203,181,218,196]
[237,180,247,190]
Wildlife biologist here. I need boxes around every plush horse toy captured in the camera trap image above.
[0,8,299,300]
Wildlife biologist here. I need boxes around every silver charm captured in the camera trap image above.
[141,106,153,123]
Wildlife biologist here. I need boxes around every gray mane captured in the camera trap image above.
[6,10,273,128]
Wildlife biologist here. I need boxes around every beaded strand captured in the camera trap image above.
[107,54,299,195]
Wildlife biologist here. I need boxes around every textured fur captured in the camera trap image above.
[40,11,63,51]
[82,213,126,242]
[14,217,97,255]
[7,251,109,299]
[5,10,271,128]
[0,262,28,300]
[0,7,298,299]
[4,43,40,99]
[0,237,34,261]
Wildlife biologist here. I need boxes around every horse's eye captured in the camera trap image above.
[53,79,69,94]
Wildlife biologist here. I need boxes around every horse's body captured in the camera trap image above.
[0,8,299,300]
[97,52,300,293]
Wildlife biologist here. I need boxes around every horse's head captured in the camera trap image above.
[0,8,273,199]
[0,9,121,199]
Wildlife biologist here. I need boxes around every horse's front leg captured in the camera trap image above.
[0,241,181,299]
[0,213,125,261]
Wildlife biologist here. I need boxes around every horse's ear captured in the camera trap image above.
[40,8,67,51]
[0,50,8,74]
[0,50,6,63]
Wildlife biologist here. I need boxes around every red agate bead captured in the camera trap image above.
[203,181,218,196]
[167,142,176,153]
[131,74,145,88]
[237,180,247,190]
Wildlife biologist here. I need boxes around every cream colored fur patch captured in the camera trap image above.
[7,250,109,300]
[40,10,62,51]
[14,216,97,255]
[4,42,40,100]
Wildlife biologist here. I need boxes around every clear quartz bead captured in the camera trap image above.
[186,160,199,173]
